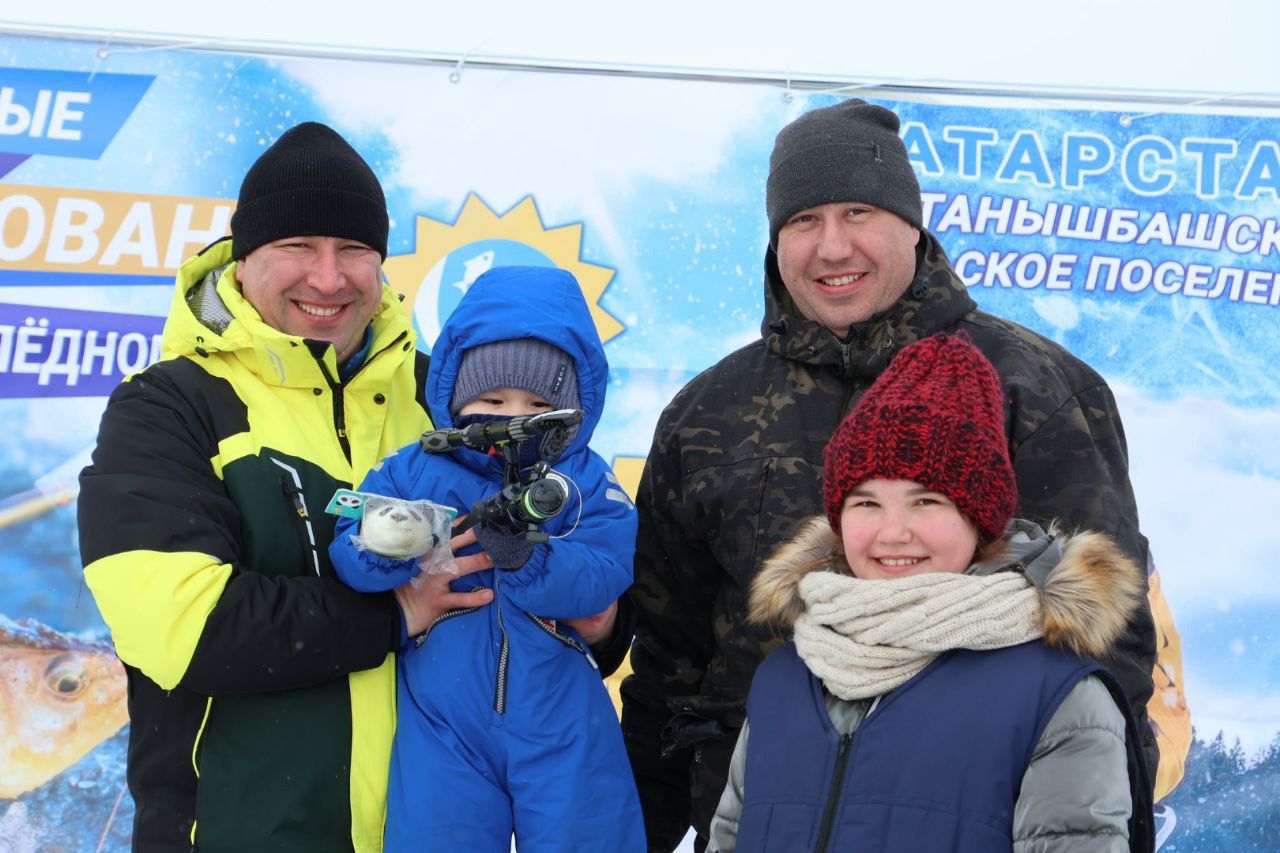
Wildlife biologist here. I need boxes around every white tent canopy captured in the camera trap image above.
[3,0,1279,107]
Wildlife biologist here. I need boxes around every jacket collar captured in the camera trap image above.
[751,516,1145,661]
[760,229,976,380]
[161,238,411,389]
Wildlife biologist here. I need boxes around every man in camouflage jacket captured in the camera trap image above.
[614,99,1158,851]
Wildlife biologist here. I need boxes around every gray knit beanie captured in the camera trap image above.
[766,99,923,249]
[449,339,580,416]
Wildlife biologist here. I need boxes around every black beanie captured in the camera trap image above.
[766,99,922,249]
[231,122,389,260]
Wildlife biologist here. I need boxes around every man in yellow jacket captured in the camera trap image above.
[79,122,493,853]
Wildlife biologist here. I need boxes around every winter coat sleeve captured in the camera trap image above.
[588,591,636,676]
[329,444,427,593]
[706,720,749,853]
[1013,675,1133,852]
[79,364,401,694]
[621,418,726,848]
[499,452,636,619]
[1010,377,1158,776]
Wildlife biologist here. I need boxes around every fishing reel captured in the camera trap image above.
[420,409,581,546]
[464,460,571,545]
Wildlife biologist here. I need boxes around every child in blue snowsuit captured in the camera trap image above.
[330,265,644,851]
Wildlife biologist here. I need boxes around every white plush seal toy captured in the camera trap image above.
[359,496,440,560]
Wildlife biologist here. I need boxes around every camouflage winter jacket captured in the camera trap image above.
[619,229,1157,849]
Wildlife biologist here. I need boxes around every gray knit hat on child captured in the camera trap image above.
[766,99,923,249]
[449,338,580,416]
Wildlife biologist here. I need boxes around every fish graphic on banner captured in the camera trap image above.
[0,615,128,798]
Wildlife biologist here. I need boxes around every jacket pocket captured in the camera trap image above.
[275,469,321,577]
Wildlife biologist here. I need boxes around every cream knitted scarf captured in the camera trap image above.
[792,570,1043,701]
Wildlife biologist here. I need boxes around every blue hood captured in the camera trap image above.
[426,265,608,459]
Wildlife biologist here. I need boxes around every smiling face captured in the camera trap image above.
[775,202,921,338]
[839,478,979,581]
[235,235,383,364]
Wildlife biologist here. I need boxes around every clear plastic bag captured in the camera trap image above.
[351,495,457,574]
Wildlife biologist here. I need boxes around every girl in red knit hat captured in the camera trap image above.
[707,334,1154,853]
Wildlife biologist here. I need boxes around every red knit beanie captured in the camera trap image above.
[822,334,1017,544]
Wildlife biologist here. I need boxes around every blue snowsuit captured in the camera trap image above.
[330,266,644,852]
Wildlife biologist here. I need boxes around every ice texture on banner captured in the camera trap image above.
[1120,387,1280,754]
[593,365,696,466]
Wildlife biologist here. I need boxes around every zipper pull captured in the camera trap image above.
[280,478,308,519]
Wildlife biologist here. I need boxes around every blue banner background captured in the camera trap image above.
[0,32,1275,852]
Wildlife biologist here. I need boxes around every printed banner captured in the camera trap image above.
[0,67,153,179]
[0,32,1275,852]
[0,302,163,397]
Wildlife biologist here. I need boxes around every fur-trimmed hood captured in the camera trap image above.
[749,516,1145,661]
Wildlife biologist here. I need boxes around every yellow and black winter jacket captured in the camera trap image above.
[79,238,430,852]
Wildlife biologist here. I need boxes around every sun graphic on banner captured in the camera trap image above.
[385,194,624,351]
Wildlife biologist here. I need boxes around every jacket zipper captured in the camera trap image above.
[414,604,484,648]
[417,585,592,716]
[814,733,854,853]
[410,568,511,714]
[838,340,860,415]
[273,466,321,576]
[316,369,351,464]
[343,331,407,382]
[525,613,599,670]
[316,331,409,464]
[493,594,510,714]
